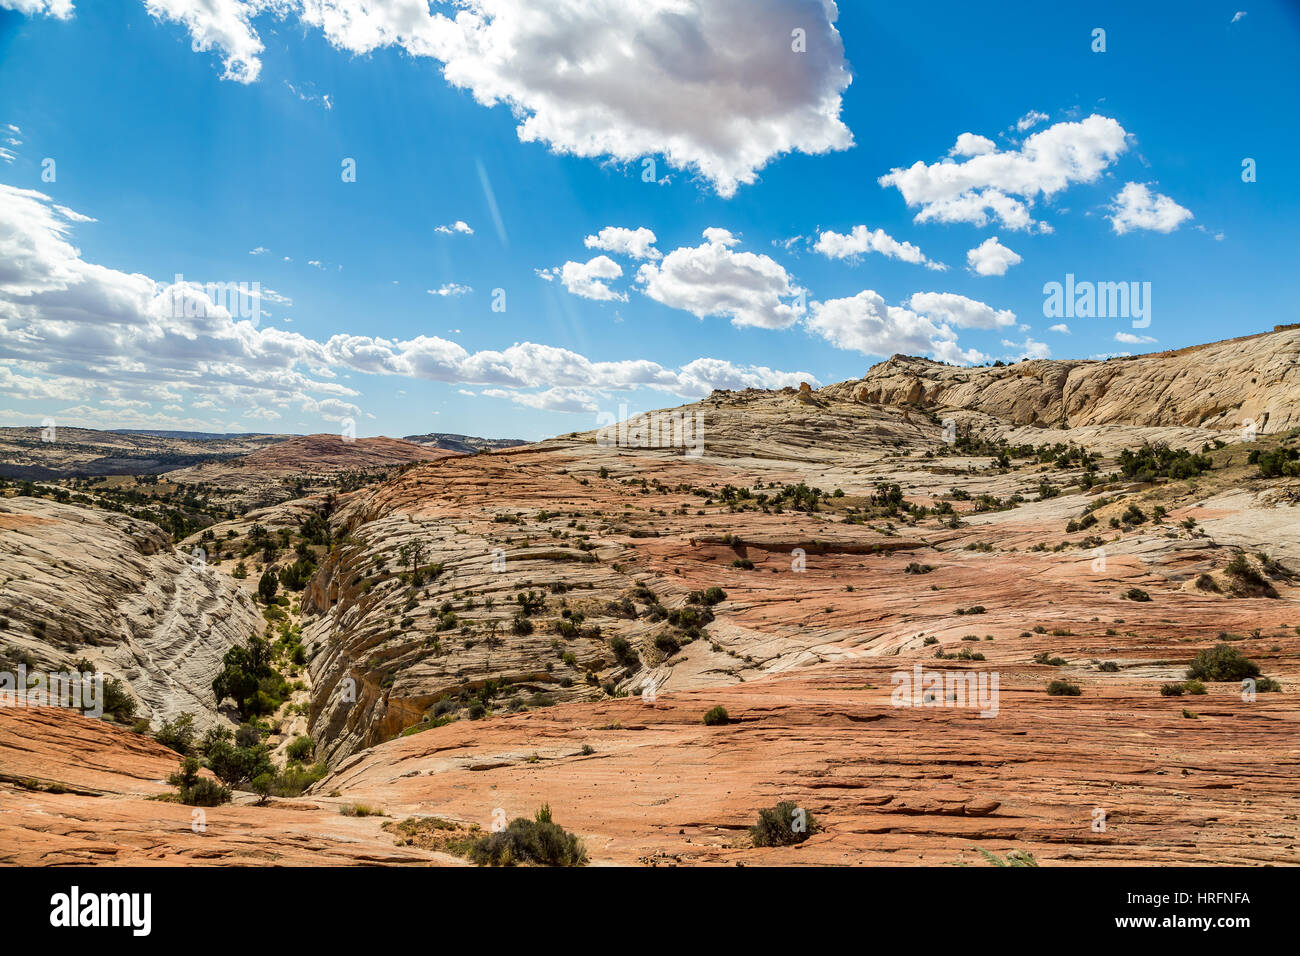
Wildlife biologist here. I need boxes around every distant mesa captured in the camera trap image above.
[0,428,527,482]
[226,434,450,476]
[401,433,528,454]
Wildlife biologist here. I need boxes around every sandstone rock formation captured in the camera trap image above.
[4,326,1300,867]
[0,496,260,729]
[0,426,281,480]
[165,433,458,509]
[831,325,1300,434]
[0,705,444,865]
[402,432,528,454]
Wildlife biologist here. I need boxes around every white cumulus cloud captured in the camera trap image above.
[907,291,1016,330]
[951,133,996,157]
[143,0,265,83]
[0,185,815,423]
[1000,337,1050,360]
[813,225,946,271]
[806,290,984,365]
[965,236,1022,276]
[879,115,1130,231]
[1015,110,1049,132]
[427,283,471,297]
[584,226,660,260]
[546,255,627,302]
[1114,331,1157,344]
[636,228,804,329]
[142,0,853,197]
[0,0,74,17]
[1108,182,1193,235]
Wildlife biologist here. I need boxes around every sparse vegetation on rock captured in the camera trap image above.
[467,805,587,867]
[751,801,819,847]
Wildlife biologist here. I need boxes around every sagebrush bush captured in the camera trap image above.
[1046,680,1081,697]
[702,705,730,726]
[468,805,587,867]
[750,801,819,847]
[167,757,231,806]
[1186,644,1261,682]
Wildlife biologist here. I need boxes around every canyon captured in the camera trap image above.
[2,327,1298,866]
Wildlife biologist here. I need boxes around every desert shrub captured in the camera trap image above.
[468,805,587,867]
[168,757,231,806]
[1184,680,1206,695]
[278,556,317,592]
[1046,680,1081,696]
[1222,554,1277,596]
[1195,573,1220,592]
[99,676,137,723]
[515,590,546,615]
[750,801,819,847]
[206,739,274,789]
[235,723,261,748]
[198,725,233,757]
[599,597,634,621]
[688,586,727,606]
[1125,588,1150,602]
[286,736,314,762]
[654,633,680,655]
[668,606,713,630]
[1033,651,1067,666]
[250,773,274,804]
[212,636,283,721]
[272,762,328,797]
[1160,683,1185,697]
[1118,443,1213,481]
[1098,661,1120,672]
[154,712,197,754]
[1186,644,1261,682]
[1248,446,1300,478]
[185,778,232,807]
[904,563,935,574]
[608,636,639,669]
[511,613,534,636]
[978,849,1039,867]
[731,558,755,570]
[702,705,730,726]
[67,663,138,723]
[257,570,278,604]
[1121,504,1147,525]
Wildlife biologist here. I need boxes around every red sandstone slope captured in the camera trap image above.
[231,434,455,475]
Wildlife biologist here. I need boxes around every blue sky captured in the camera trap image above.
[1,1,1297,440]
